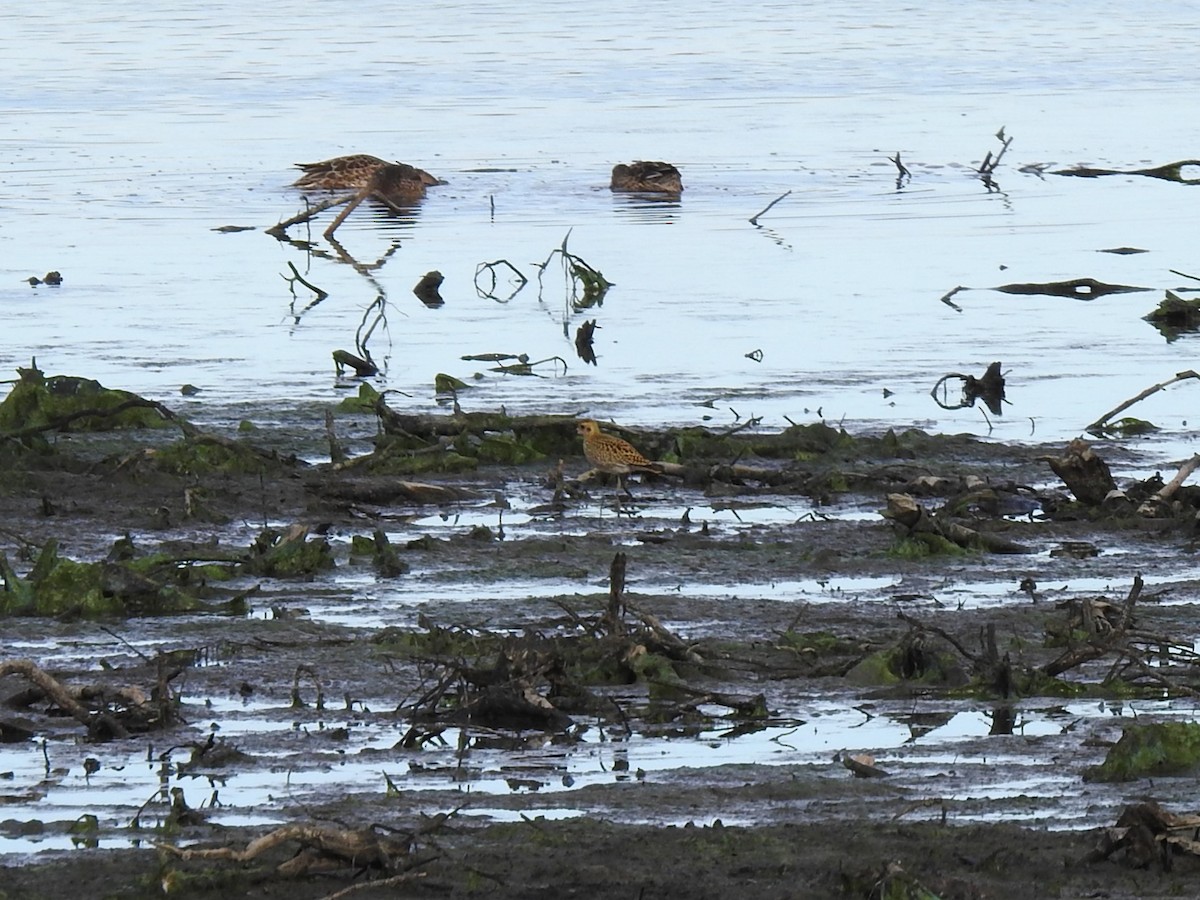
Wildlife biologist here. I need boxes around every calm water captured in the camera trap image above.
[3,2,1199,455]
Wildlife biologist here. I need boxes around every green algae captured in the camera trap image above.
[1084,721,1200,782]
[336,382,383,413]
[244,527,335,578]
[0,539,236,617]
[0,364,175,448]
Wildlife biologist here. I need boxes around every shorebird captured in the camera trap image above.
[577,419,661,497]
[293,155,443,198]
[610,161,683,194]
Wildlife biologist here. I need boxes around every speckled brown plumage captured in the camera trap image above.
[610,160,683,193]
[577,420,660,479]
[293,154,442,195]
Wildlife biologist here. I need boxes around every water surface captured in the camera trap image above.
[3,2,1199,457]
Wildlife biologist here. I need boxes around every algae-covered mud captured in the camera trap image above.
[5,370,1200,898]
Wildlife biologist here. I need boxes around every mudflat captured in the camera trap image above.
[2,398,1199,899]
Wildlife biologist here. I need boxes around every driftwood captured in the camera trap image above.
[308,475,484,505]
[1143,290,1200,340]
[884,493,1031,554]
[1086,801,1200,870]
[888,152,910,189]
[994,278,1148,299]
[895,614,1012,695]
[266,195,354,239]
[413,270,444,307]
[930,361,1005,416]
[1042,438,1118,506]
[332,349,378,378]
[1039,575,1200,695]
[533,229,612,309]
[1041,575,1142,678]
[574,319,599,365]
[0,659,130,739]
[1136,454,1200,517]
[404,554,706,734]
[1053,160,1200,185]
[898,575,1200,697]
[977,126,1012,177]
[1086,369,1200,436]
[156,823,420,878]
[474,259,528,302]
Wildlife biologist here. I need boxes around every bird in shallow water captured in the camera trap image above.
[577,419,662,497]
[610,160,683,193]
[292,154,443,198]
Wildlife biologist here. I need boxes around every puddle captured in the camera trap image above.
[2,689,1190,855]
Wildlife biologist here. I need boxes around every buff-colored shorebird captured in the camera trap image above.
[293,154,443,199]
[577,419,662,497]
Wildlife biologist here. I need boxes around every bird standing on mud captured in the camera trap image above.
[577,419,662,497]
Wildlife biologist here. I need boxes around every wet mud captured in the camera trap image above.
[3,405,1200,898]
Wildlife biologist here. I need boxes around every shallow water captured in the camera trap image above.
[4,2,1200,458]
[0,686,1190,853]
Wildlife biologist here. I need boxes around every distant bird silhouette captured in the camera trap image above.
[577,419,662,497]
[610,160,683,194]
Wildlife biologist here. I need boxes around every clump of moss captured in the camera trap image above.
[244,527,335,578]
[0,538,234,618]
[1085,722,1200,782]
[0,364,174,446]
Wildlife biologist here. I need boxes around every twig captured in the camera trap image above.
[475,259,528,301]
[320,871,429,900]
[938,285,966,312]
[749,190,792,226]
[284,262,328,300]
[266,195,354,239]
[896,612,979,664]
[323,188,371,238]
[0,660,129,738]
[978,127,1013,175]
[1086,370,1200,434]
[1138,455,1200,515]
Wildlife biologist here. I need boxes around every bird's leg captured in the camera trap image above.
[619,475,635,500]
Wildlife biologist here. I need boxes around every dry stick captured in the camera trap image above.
[1139,455,1200,515]
[285,261,328,300]
[1041,575,1143,678]
[749,190,792,226]
[895,612,979,664]
[0,660,129,738]
[1086,370,1200,433]
[323,187,372,238]
[938,285,967,312]
[266,195,354,238]
[320,871,429,900]
[979,131,1013,175]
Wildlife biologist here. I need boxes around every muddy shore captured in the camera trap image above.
[2,399,1200,899]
